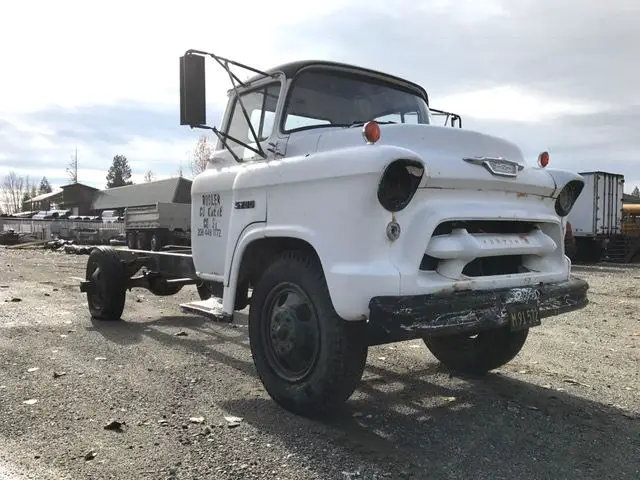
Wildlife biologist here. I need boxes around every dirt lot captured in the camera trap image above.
[0,247,638,479]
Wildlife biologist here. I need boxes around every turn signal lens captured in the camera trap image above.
[538,151,550,167]
[363,121,381,144]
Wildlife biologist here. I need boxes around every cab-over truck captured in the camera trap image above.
[79,50,589,417]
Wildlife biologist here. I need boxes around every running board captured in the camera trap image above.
[179,297,233,322]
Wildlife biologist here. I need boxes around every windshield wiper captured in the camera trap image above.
[347,120,397,127]
[287,121,397,135]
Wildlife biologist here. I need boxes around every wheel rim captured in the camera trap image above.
[261,282,320,382]
[87,264,105,310]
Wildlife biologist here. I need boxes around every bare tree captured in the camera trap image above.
[191,135,212,176]
[1,171,29,214]
[143,169,156,183]
[67,146,78,184]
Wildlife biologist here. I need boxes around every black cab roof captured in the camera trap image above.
[245,60,429,104]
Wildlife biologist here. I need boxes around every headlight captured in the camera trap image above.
[555,180,584,217]
[377,159,425,212]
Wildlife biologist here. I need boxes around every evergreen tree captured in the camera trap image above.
[106,154,134,188]
[38,177,52,194]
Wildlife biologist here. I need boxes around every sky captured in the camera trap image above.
[1,0,638,192]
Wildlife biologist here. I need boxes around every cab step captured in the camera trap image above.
[179,297,233,322]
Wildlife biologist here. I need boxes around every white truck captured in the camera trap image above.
[565,171,624,262]
[79,50,589,417]
[124,202,191,251]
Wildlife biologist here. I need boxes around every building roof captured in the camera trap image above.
[60,182,99,191]
[24,189,63,203]
[91,177,192,211]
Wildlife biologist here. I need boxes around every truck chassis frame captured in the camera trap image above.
[79,245,588,346]
[78,245,424,344]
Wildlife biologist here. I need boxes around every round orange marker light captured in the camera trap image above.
[538,151,550,168]
[363,121,381,144]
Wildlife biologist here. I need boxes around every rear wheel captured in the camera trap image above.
[150,231,164,251]
[148,277,183,296]
[422,326,528,374]
[248,251,368,417]
[136,231,150,250]
[196,280,222,300]
[85,247,127,321]
[126,232,136,250]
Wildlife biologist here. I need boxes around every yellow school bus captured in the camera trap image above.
[621,203,640,235]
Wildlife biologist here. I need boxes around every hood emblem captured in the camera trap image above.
[463,156,524,177]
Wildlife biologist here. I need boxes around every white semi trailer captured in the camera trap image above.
[566,171,624,262]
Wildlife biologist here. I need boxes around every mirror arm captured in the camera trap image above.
[217,58,267,158]
[185,49,277,82]
[181,49,280,159]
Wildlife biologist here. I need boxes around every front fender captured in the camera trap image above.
[227,145,417,320]
[543,168,585,197]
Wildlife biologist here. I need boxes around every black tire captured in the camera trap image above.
[248,251,368,417]
[126,232,137,250]
[85,247,127,321]
[196,280,223,300]
[136,231,150,250]
[423,326,529,375]
[196,282,212,300]
[148,277,183,296]
[150,231,164,251]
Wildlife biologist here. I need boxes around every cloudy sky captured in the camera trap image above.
[1,0,638,191]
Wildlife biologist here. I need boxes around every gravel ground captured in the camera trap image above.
[0,247,638,479]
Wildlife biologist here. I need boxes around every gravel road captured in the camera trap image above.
[0,248,639,479]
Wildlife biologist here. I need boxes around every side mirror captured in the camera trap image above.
[180,53,206,126]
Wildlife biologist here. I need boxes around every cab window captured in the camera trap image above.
[224,82,281,156]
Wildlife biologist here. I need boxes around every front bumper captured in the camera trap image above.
[367,276,589,342]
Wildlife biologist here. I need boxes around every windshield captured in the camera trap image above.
[282,69,431,133]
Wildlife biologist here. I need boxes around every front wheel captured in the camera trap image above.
[423,326,529,375]
[248,251,368,418]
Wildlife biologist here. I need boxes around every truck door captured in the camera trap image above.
[191,171,237,279]
[190,79,281,280]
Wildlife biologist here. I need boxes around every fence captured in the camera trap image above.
[0,217,125,243]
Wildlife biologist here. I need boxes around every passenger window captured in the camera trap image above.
[225,83,281,156]
[404,112,419,124]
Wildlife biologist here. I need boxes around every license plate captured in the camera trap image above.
[507,303,541,331]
